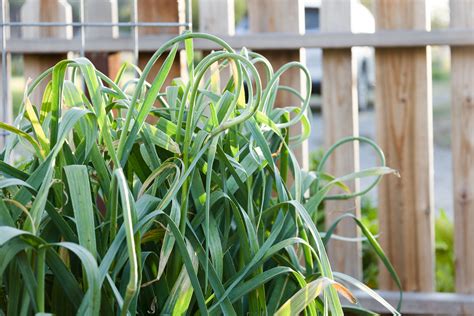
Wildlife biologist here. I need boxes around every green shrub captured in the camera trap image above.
[359,196,380,289]
[0,32,399,315]
[435,209,455,292]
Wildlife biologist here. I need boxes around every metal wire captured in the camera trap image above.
[132,0,139,66]
[1,0,8,140]
[0,22,191,27]
[185,0,192,31]
[79,0,85,58]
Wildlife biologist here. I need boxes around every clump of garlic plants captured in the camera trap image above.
[0,32,400,315]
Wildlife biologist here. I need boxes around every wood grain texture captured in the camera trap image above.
[199,0,234,35]
[321,0,352,32]
[138,0,183,36]
[248,0,308,169]
[321,0,361,279]
[85,0,120,79]
[21,0,72,107]
[21,0,73,39]
[450,0,474,294]
[3,30,474,53]
[85,0,118,39]
[375,0,434,292]
[375,0,428,31]
[199,0,234,90]
[248,0,303,34]
[138,0,184,87]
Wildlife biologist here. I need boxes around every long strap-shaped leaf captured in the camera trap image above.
[274,277,354,316]
[113,168,139,316]
[64,165,97,258]
[324,214,402,311]
[0,122,44,159]
[117,44,179,166]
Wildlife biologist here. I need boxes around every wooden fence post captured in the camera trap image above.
[138,0,184,86]
[85,0,121,79]
[0,1,11,148]
[450,0,474,294]
[321,0,361,279]
[21,0,73,107]
[375,0,435,291]
[247,0,308,170]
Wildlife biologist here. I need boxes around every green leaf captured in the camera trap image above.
[275,277,354,316]
[0,122,44,158]
[113,168,139,316]
[162,243,198,315]
[144,123,181,154]
[64,165,97,258]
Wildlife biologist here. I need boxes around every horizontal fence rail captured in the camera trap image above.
[1,0,473,314]
[356,290,474,314]
[0,30,473,54]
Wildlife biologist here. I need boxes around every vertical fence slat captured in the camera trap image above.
[85,0,121,79]
[450,0,474,294]
[321,0,361,279]
[247,0,308,169]
[138,0,184,85]
[199,0,234,35]
[0,0,11,148]
[375,0,434,291]
[21,0,72,106]
[199,0,234,90]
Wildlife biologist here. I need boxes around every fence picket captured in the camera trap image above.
[199,0,234,91]
[85,0,121,79]
[450,0,474,295]
[375,0,435,292]
[247,0,308,169]
[321,0,361,279]
[138,0,184,86]
[199,0,234,35]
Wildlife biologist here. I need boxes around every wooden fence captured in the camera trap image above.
[0,0,473,314]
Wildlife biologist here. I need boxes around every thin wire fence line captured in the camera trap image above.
[79,0,85,57]
[1,0,8,139]
[132,0,139,66]
[0,21,191,27]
